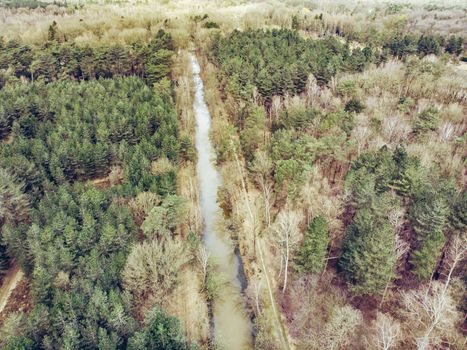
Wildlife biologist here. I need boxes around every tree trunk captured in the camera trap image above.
[282,236,289,293]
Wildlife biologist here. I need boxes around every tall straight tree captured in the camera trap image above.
[295,216,329,274]
[409,189,448,281]
[339,208,397,295]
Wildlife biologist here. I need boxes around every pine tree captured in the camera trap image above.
[296,216,329,274]
[47,21,58,42]
[413,107,440,134]
[410,232,445,281]
[127,307,198,350]
[417,35,440,56]
[449,192,466,232]
[445,36,464,56]
[339,208,397,295]
[390,145,421,196]
[0,168,29,226]
[409,190,448,281]
[0,242,11,276]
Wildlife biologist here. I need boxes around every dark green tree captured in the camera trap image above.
[449,192,467,232]
[339,208,397,295]
[409,190,448,281]
[413,107,440,134]
[47,21,58,42]
[417,35,440,56]
[296,216,329,274]
[445,36,464,56]
[344,98,364,113]
[127,307,198,350]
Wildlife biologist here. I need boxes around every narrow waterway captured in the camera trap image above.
[191,54,252,349]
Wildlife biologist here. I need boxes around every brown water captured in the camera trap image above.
[191,54,253,349]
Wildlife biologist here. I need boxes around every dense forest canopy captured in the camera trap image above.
[0,25,199,349]
[0,1,465,349]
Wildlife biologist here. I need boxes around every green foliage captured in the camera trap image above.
[274,159,309,197]
[0,242,10,276]
[192,14,209,23]
[213,29,376,101]
[445,36,464,56]
[449,192,467,232]
[270,129,315,164]
[383,33,456,58]
[417,35,441,56]
[319,110,354,135]
[344,98,364,113]
[397,96,415,113]
[0,77,179,189]
[270,129,314,196]
[277,105,318,131]
[345,145,421,200]
[0,167,29,225]
[346,144,460,284]
[47,21,58,42]
[203,21,220,29]
[0,27,196,347]
[296,216,329,274]
[384,34,417,58]
[127,307,198,350]
[240,106,266,161]
[1,336,34,350]
[409,189,449,281]
[0,30,174,87]
[413,107,440,134]
[141,195,186,239]
[410,233,445,281]
[291,15,300,30]
[5,184,138,347]
[339,207,397,295]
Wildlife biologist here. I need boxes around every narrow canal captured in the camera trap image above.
[191,54,252,349]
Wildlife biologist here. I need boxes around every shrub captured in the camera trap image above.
[203,21,220,29]
[344,98,364,113]
[413,107,440,134]
[417,36,441,56]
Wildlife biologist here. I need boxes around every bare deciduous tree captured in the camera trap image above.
[197,245,210,286]
[403,281,460,349]
[305,74,319,106]
[438,122,454,141]
[271,209,302,292]
[245,278,263,317]
[354,125,369,157]
[250,150,273,227]
[441,233,466,295]
[108,165,124,186]
[320,305,362,350]
[388,207,405,231]
[122,238,187,301]
[271,95,282,124]
[367,312,401,350]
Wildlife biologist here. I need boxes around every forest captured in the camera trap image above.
[1,15,198,349]
[0,1,465,350]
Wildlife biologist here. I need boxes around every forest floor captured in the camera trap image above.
[1,133,13,144]
[0,278,31,328]
[91,175,114,189]
[0,264,30,327]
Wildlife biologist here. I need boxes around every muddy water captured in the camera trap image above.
[191,54,252,349]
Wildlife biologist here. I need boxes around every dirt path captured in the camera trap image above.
[0,265,24,314]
